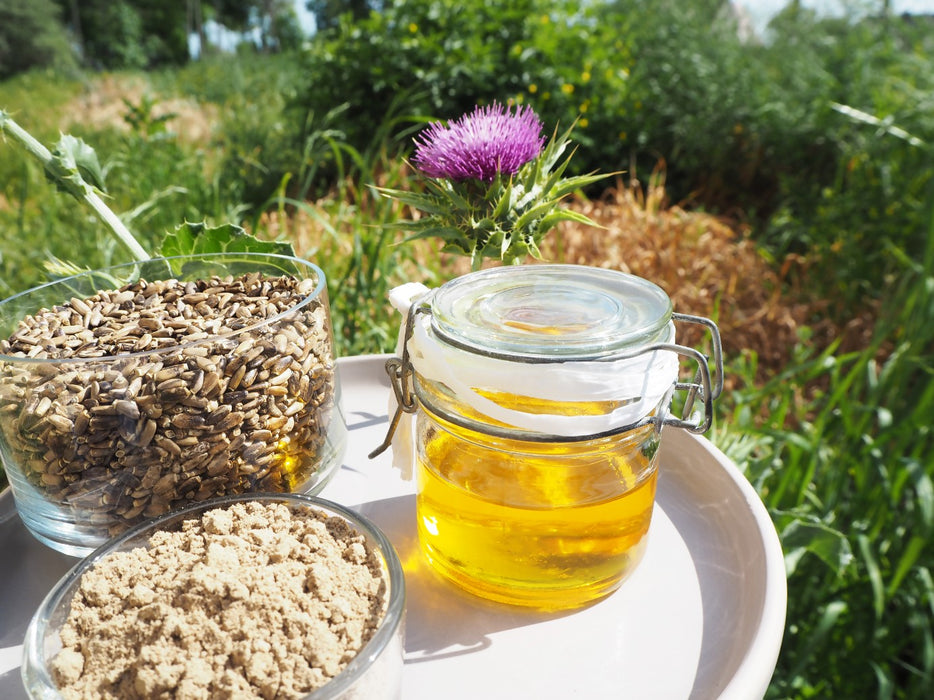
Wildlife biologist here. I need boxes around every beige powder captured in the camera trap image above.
[50,501,389,700]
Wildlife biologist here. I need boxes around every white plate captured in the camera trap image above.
[325,355,786,700]
[0,355,785,700]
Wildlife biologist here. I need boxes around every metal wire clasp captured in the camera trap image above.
[368,302,428,459]
[664,313,724,433]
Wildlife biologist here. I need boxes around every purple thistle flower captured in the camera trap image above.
[413,102,545,182]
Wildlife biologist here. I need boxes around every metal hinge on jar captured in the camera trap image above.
[368,303,428,459]
[664,313,723,433]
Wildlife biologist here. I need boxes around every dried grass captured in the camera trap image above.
[548,174,885,382]
[60,74,219,144]
[538,173,816,379]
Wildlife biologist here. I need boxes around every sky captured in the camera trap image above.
[293,1,315,35]
[741,0,934,34]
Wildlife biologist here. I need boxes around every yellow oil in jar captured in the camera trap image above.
[415,400,659,610]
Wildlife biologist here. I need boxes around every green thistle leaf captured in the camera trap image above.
[160,221,295,258]
[513,198,564,231]
[54,134,106,192]
[439,180,477,213]
[44,135,105,200]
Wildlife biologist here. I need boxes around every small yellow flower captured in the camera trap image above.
[543,91,552,100]
[408,23,418,33]
[529,84,538,94]
[579,118,589,128]
[580,100,590,113]
[561,83,574,95]
[581,71,591,82]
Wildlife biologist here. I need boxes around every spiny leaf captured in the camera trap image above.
[374,185,450,216]
[44,135,101,200]
[160,221,295,258]
[537,209,603,231]
[513,199,565,230]
[54,134,106,192]
[442,180,479,213]
[552,172,613,199]
[403,225,467,243]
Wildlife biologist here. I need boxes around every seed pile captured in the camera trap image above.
[0,273,337,534]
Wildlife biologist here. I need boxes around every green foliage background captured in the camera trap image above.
[2,1,934,698]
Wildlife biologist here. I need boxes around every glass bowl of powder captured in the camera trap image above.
[22,493,405,700]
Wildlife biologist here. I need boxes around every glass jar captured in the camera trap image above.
[382,265,721,610]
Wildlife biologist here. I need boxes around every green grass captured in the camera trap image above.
[714,210,934,697]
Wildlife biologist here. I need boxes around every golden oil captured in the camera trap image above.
[415,398,660,610]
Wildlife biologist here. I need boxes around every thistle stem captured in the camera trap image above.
[83,190,151,262]
[0,110,150,262]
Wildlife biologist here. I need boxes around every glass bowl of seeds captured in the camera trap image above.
[22,493,406,700]
[0,253,347,556]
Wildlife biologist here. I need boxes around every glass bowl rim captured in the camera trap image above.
[0,252,327,366]
[22,492,406,700]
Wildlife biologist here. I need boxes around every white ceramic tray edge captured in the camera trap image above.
[686,431,786,700]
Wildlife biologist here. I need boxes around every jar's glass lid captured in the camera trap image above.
[430,265,673,360]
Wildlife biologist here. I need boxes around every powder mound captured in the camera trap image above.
[50,501,389,700]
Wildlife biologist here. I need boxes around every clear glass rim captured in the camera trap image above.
[22,492,406,700]
[0,252,326,365]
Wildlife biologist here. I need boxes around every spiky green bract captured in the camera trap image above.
[377,124,609,270]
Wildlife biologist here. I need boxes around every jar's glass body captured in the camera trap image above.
[392,265,719,610]
[414,376,665,610]
[0,253,347,556]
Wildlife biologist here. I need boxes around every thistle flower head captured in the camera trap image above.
[377,103,608,270]
[413,102,544,182]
